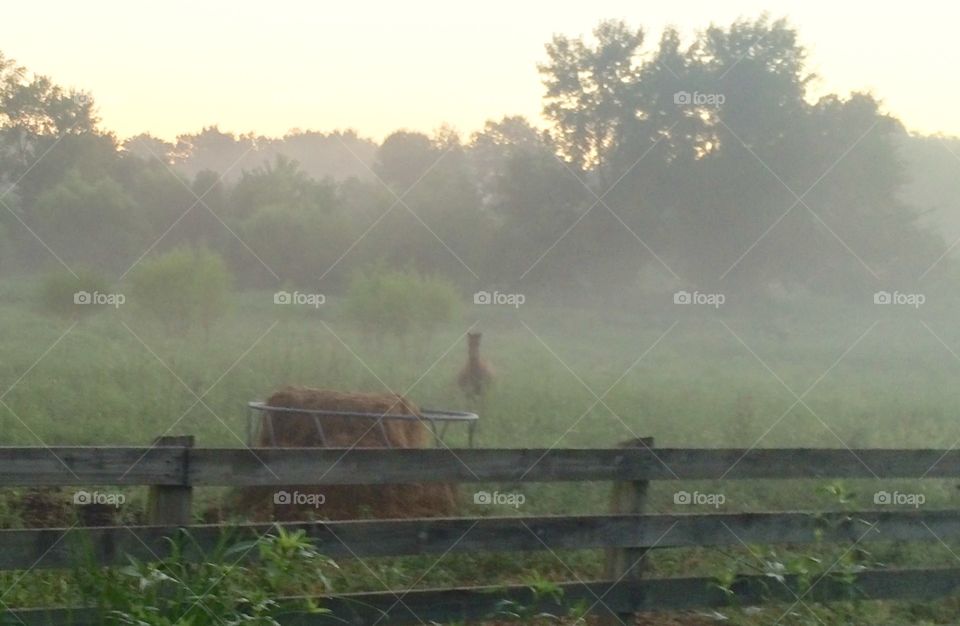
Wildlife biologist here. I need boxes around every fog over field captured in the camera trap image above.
[1,4,960,625]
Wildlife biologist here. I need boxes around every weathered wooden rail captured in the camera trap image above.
[2,436,960,624]
[8,445,960,485]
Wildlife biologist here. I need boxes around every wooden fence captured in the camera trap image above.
[3,435,960,624]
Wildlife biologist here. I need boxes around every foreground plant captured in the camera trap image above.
[74,527,335,625]
[491,572,568,624]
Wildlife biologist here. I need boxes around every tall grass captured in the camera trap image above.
[4,278,960,622]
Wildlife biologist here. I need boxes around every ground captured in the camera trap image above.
[1,278,959,623]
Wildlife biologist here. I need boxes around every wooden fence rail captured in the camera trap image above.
[2,438,960,623]
[8,569,960,626]
[3,446,960,486]
[4,509,959,571]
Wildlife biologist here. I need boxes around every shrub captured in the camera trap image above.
[238,204,351,288]
[129,247,231,333]
[38,270,114,319]
[343,268,460,336]
[75,527,334,624]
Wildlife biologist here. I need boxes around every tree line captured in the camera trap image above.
[0,16,953,302]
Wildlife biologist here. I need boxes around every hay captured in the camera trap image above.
[18,488,120,527]
[257,386,430,449]
[238,386,458,521]
[19,488,72,528]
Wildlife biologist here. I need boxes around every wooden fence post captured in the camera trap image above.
[603,436,653,625]
[147,435,194,525]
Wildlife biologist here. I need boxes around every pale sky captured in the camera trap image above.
[1,1,956,141]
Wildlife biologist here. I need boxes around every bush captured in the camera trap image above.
[75,527,335,625]
[38,270,114,319]
[129,247,231,333]
[237,203,351,288]
[343,268,460,336]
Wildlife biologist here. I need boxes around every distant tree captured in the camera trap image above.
[364,129,494,281]
[534,16,944,297]
[174,126,257,181]
[469,117,593,284]
[230,155,321,218]
[238,202,351,288]
[29,169,142,270]
[122,133,178,164]
[260,129,377,181]
[897,133,960,245]
[225,156,348,287]
[692,17,811,152]
[0,31,948,304]
[539,20,645,176]
[375,131,438,190]
[0,51,105,211]
[470,116,552,193]
[0,52,97,139]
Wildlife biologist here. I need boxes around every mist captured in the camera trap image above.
[1,10,960,626]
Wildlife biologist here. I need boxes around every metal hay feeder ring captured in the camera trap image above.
[246,401,478,448]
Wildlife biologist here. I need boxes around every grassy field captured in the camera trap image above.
[3,276,960,623]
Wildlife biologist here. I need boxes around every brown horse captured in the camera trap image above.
[457,332,493,402]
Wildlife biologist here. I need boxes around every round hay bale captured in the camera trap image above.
[258,386,429,449]
[238,386,458,521]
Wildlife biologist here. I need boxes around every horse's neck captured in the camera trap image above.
[468,348,482,368]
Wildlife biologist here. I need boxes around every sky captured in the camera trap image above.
[1,1,956,142]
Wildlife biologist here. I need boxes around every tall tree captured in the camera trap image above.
[539,20,645,178]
